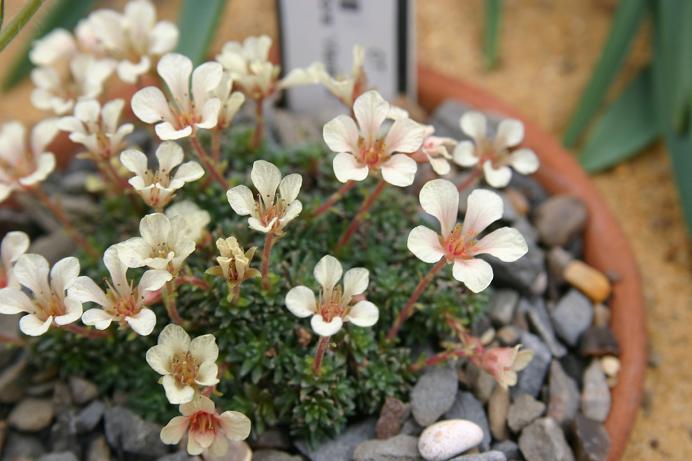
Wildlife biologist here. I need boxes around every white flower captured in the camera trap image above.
[58,99,133,157]
[160,394,250,456]
[146,324,220,404]
[165,201,211,243]
[31,55,115,115]
[120,142,204,210]
[87,0,179,83]
[117,213,196,274]
[69,245,171,336]
[216,35,318,100]
[0,120,58,203]
[131,53,223,140]
[452,112,539,188]
[213,74,246,130]
[226,160,302,234]
[322,90,426,187]
[0,254,82,336]
[0,231,30,288]
[316,44,366,107]
[415,125,457,176]
[29,24,100,68]
[407,179,528,293]
[285,255,378,337]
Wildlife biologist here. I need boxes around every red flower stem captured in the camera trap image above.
[190,134,229,190]
[312,180,357,218]
[312,336,330,375]
[410,349,469,372]
[457,169,482,191]
[29,187,99,259]
[386,259,447,341]
[336,179,387,250]
[261,231,275,290]
[163,280,184,325]
[251,97,265,151]
[176,275,210,290]
[63,324,111,339]
[211,129,222,163]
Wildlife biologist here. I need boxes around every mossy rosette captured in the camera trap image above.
[32,128,488,445]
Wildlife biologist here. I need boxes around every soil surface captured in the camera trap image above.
[0,1,690,459]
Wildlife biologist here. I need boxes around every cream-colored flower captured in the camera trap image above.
[0,254,82,336]
[407,179,528,293]
[286,255,378,337]
[207,236,260,287]
[131,53,223,140]
[213,73,246,130]
[29,23,100,69]
[31,54,115,115]
[69,245,171,336]
[58,99,133,158]
[475,345,534,389]
[160,394,250,456]
[146,324,220,404]
[0,231,30,288]
[120,142,204,210]
[316,44,366,107]
[322,90,426,187]
[452,111,539,188]
[165,201,211,243]
[87,0,179,83]
[117,213,196,274]
[414,125,457,176]
[216,35,318,100]
[0,120,58,203]
[226,160,302,234]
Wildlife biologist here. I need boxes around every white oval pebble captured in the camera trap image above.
[417,419,484,461]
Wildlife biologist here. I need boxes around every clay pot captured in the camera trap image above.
[417,66,645,461]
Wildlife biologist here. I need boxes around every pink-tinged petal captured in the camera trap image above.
[310,314,343,337]
[314,255,342,294]
[428,154,451,176]
[323,115,359,154]
[207,434,229,457]
[482,161,512,188]
[162,374,195,404]
[353,90,389,145]
[131,86,173,123]
[192,62,223,106]
[191,428,215,449]
[120,149,149,177]
[383,118,426,155]
[453,141,479,167]
[160,416,189,445]
[285,286,317,318]
[183,394,216,414]
[126,308,156,335]
[187,433,205,456]
[219,411,251,441]
[509,148,539,174]
[155,142,184,173]
[460,111,487,142]
[50,256,80,294]
[54,297,82,325]
[0,287,34,314]
[155,122,192,140]
[346,300,378,327]
[157,53,192,107]
[452,257,494,293]
[380,153,417,187]
[333,153,368,183]
[473,227,528,262]
[419,179,459,237]
[461,189,504,238]
[342,268,369,300]
[19,313,52,336]
[81,308,114,330]
[407,226,445,263]
[495,118,524,149]
[226,185,255,216]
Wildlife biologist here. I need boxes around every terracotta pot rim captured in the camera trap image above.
[416,66,646,461]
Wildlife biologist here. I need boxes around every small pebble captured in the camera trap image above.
[449,451,507,461]
[600,356,620,377]
[375,397,410,439]
[418,419,483,461]
[9,397,55,431]
[488,387,510,441]
[518,417,575,461]
[497,326,520,346]
[563,261,611,303]
[411,365,458,426]
[508,394,545,433]
[581,361,611,422]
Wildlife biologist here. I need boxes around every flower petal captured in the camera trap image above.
[380,153,417,187]
[191,62,223,106]
[1,231,30,268]
[69,276,109,307]
[190,334,219,363]
[14,254,50,298]
[452,257,493,293]
[460,111,487,142]
[473,227,528,262]
[482,161,512,188]
[162,374,195,404]
[160,416,189,445]
[120,149,149,177]
[311,314,343,337]
[383,118,426,155]
[19,153,55,186]
[279,173,302,203]
[495,118,524,149]
[342,268,369,300]
[219,411,251,441]
[279,200,302,226]
[285,286,317,318]
[407,226,445,263]
[53,297,82,325]
[155,122,192,140]
[138,270,172,296]
[19,313,52,336]
[462,189,504,238]
[195,361,219,386]
[353,90,389,144]
[346,300,378,327]
[155,141,184,173]
[251,160,281,206]
[81,308,114,330]
[226,185,255,216]
[126,308,157,335]
[323,115,359,153]
[140,213,170,246]
[146,344,174,375]
[50,256,80,294]
[333,152,368,183]
[509,148,539,174]
[158,53,192,107]
[131,86,173,124]
[314,255,342,294]
[0,287,34,314]
[419,178,459,237]
[453,141,479,167]
[158,323,191,350]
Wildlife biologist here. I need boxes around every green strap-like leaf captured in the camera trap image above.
[1,0,98,91]
[483,0,503,71]
[175,0,227,66]
[579,68,659,173]
[0,0,44,53]
[562,0,647,148]
[666,128,692,235]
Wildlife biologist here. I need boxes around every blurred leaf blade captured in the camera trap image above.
[562,0,647,148]
[1,0,97,91]
[0,0,44,53]
[176,0,226,65]
[665,129,692,235]
[483,0,502,70]
[1,0,5,32]
[580,68,659,172]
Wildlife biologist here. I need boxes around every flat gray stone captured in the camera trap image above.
[444,392,491,450]
[581,361,611,422]
[524,298,567,357]
[533,195,587,247]
[551,290,593,346]
[573,414,610,461]
[9,398,55,432]
[296,419,375,461]
[547,361,580,427]
[353,434,421,461]
[512,332,551,399]
[488,387,510,441]
[449,451,507,461]
[508,394,545,433]
[76,400,105,433]
[1,432,46,461]
[38,453,79,461]
[492,440,520,459]
[518,418,575,461]
[252,449,303,461]
[411,365,458,426]
[489,290,519,326]
[86,436,112,461]
[69,376,99,405]
[487,240,545,293]
[104,406,167,457]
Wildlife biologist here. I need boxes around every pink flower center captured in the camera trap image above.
[189,410,221,437]
[357,138,386,169]
[318,286,346,323]
[34,293,68,321]
[441,224,477,261]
